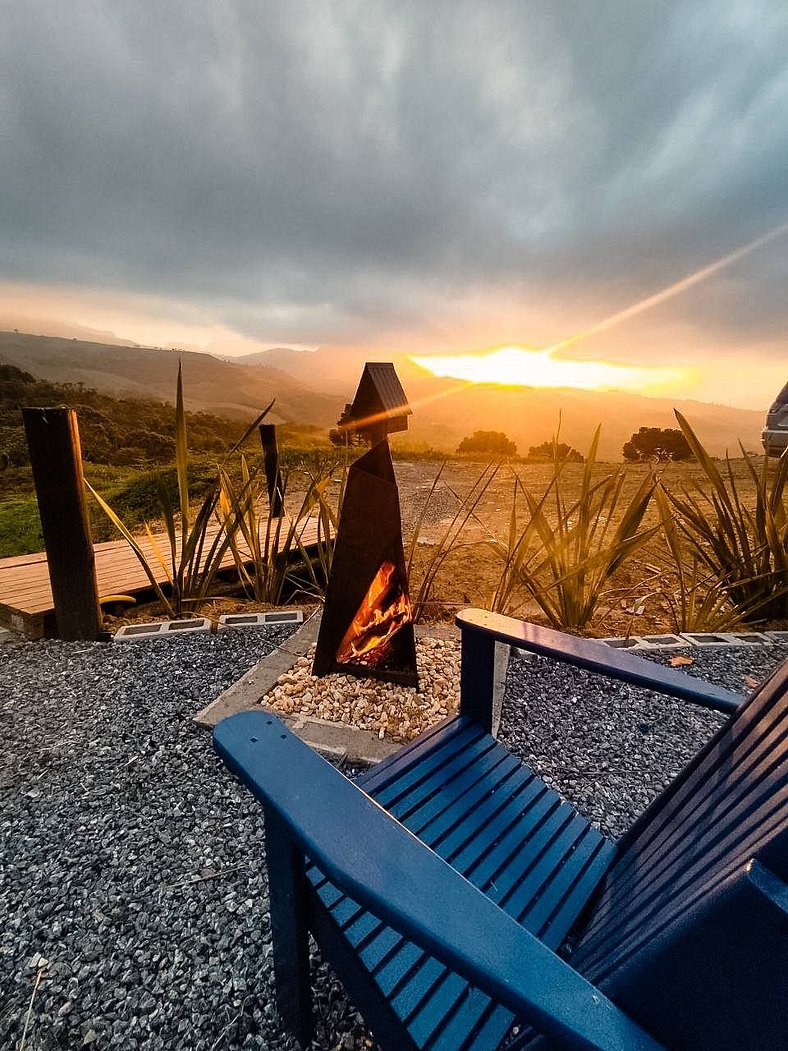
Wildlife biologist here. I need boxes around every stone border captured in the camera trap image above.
[114,617,213,641]
[598,630,787,651]
[194,613,512,766]
[217,610,304,631]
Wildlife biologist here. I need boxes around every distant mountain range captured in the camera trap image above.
[0,331,342,428]
[0,330,765,459]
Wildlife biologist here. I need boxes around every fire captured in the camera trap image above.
[336,561,412,667]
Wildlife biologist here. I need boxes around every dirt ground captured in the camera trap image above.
[104,456,783,638]
[393,457,780,637]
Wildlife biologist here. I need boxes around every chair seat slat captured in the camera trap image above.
[311,717,613,1049]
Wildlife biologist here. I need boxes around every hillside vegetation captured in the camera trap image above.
[0,362,246,468]
[0,330,342,425]
[0,330,767,460]
[0,362,332,556]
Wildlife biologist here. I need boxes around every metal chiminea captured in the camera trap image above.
[337,361,413,445]
[313,363,418,688]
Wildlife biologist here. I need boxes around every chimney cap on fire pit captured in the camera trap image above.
[341,362,412,443]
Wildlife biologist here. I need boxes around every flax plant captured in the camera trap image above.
[660,411,788,622]
[490,429,659,630]
[653,487,748,632]
[218,457,337,605]
[405,461,500,621]
[88,362,272,617]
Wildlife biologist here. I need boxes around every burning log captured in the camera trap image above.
[335,560,413,668]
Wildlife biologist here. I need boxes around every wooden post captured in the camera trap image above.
[259,423,284,517]
[22,407,103,641]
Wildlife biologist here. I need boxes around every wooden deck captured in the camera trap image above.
[0,517,324,639]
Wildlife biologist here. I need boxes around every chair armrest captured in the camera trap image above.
[456,608,743,716]
[214,711,663,1051]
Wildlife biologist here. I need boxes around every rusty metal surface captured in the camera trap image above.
[313,440,418,688]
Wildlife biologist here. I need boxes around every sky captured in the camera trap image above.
[1,1,787,408]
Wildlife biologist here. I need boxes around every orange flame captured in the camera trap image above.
[336,561,412,667]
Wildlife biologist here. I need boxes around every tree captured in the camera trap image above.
[329,403,366,447]
[527,441,584,463]
[623,427,692,463]
[457,430,517,457]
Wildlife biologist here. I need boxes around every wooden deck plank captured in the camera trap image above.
[0,516,324,632]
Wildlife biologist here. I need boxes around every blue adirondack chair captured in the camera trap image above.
[213,609,788,1050]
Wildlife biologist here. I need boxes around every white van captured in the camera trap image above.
[763,381,788,456]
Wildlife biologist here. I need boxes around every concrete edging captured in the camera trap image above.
[195,613,512,767]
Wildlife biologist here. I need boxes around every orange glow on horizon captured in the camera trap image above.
[410,346,696,393]
[412,217,788,398]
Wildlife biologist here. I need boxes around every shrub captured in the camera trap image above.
[218,457,335,605]
[623,427,692,462]
[527,441,584,463]
[88,364,273,617]
[457,430,517,458]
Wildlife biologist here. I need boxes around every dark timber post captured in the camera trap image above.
[22,407,103,641]
[259,423,284,517]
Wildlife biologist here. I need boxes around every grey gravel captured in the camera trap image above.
[0,630,368,1051]
[3,628,786,1051]
[499,643,788,837]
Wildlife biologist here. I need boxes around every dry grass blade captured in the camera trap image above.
[407,462,500,621]
[490,432,657,629]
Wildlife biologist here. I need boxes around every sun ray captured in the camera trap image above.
[411,217,788,393]
[548,217,788,355]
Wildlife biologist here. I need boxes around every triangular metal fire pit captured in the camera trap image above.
[312,441,418,688]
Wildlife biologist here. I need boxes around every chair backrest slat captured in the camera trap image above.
[574,660,788,982]
[570,659,788,1049]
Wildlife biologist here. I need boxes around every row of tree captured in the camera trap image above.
[455,427,693,462]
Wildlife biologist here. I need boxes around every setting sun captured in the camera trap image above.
[410,346,696,394]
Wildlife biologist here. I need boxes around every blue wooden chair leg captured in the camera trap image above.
[264,808,313,1047]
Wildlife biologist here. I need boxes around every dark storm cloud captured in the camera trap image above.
[1,0,787,350]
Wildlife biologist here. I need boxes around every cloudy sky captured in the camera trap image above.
[1,1,787,407]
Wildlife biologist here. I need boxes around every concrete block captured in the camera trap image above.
[717,631,774,647]
[767,630,788,645]
[679,632,737,647]
[114,617,212,641]
[635,634,691,649]
[217,609,304,631]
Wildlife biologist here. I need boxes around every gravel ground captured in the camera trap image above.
[499,642,788,837]
[0,630,368,1051]
[2,630,786,1051]
[264,637,459,741]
